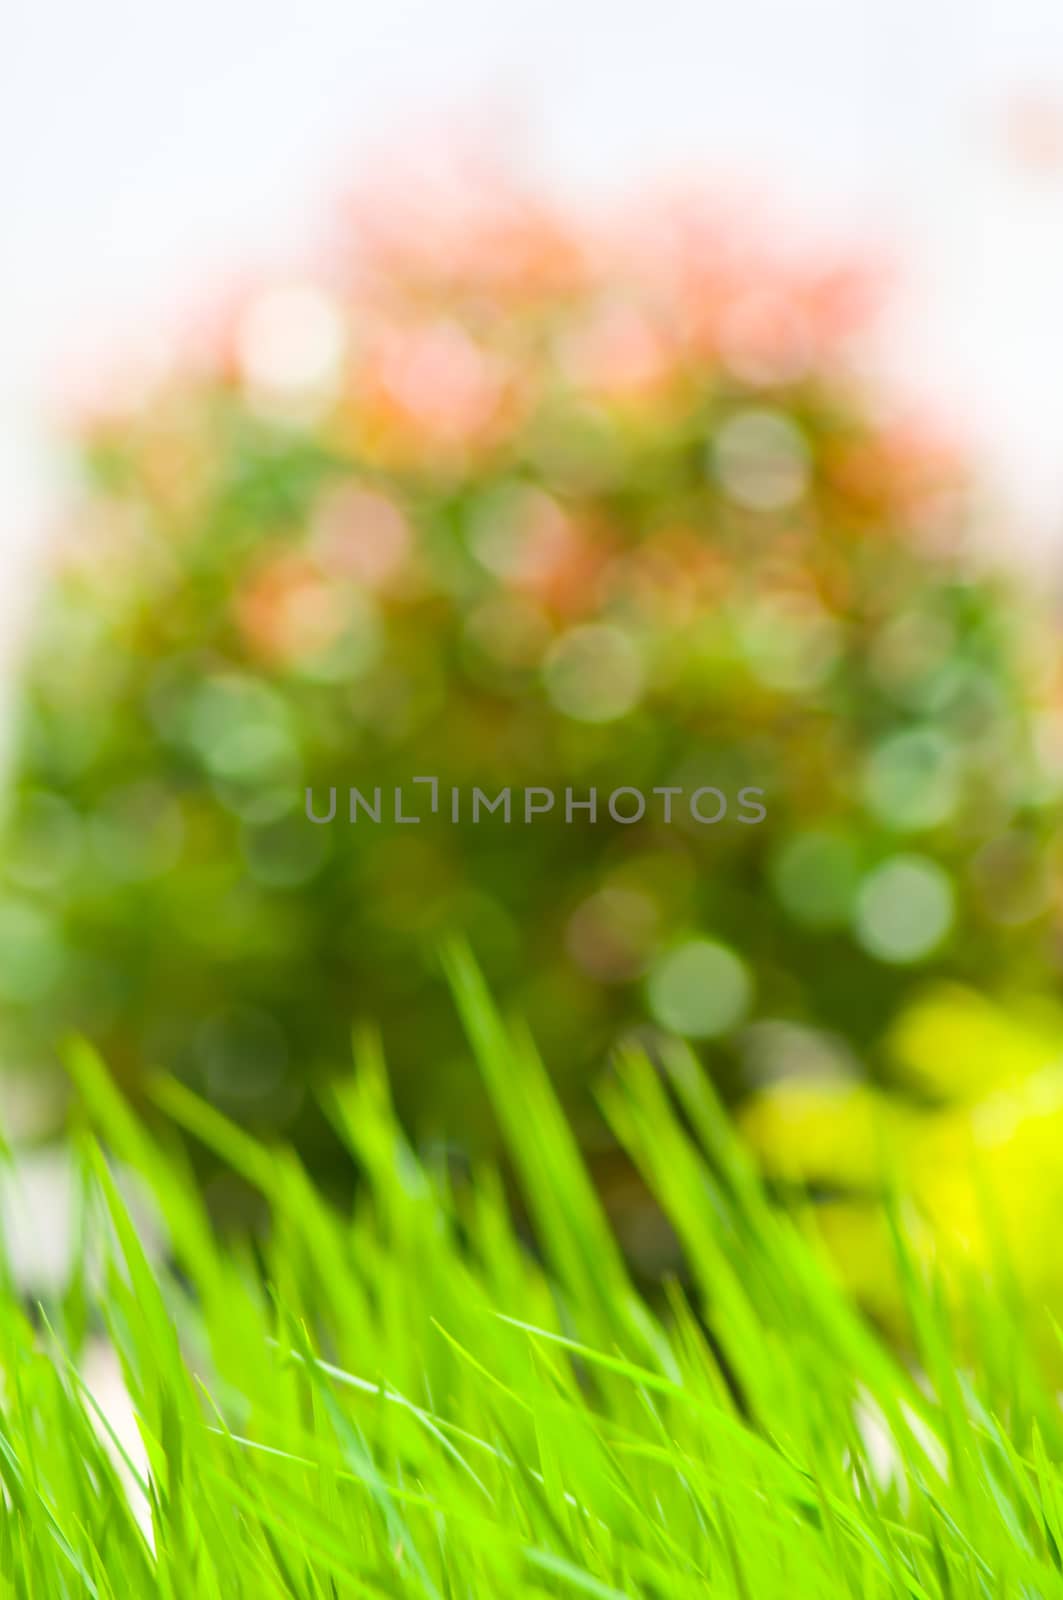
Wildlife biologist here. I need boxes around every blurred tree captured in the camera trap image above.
[3,163,1062,1187]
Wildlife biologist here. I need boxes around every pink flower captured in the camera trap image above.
[313,485,411,591]
[560,302,677,402]
[359,319,513,459]
[235,553,344,666]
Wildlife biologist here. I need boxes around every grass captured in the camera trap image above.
[2,946,1063,1597]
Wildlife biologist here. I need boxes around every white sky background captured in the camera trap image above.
[5,0,1063,638]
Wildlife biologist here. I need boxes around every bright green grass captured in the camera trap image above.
[3,946,1062,1598]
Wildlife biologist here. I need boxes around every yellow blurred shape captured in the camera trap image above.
[908,1074,1063,1297]
[812,1201,906,1327]
[886,983,1061,1103]
[740,1079,904,1190]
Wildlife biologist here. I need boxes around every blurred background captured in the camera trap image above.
[10,1,1063,582]
[8,0,1063,1324]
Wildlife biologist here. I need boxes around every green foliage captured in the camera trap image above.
[3,178,1062,1155]
[1,957,1062,1597]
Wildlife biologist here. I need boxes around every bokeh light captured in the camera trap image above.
[711,409,810,512]
[770,829,862,930]
[854,855,955,964]
[646,939,752,1038]
[543,623,644,723]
